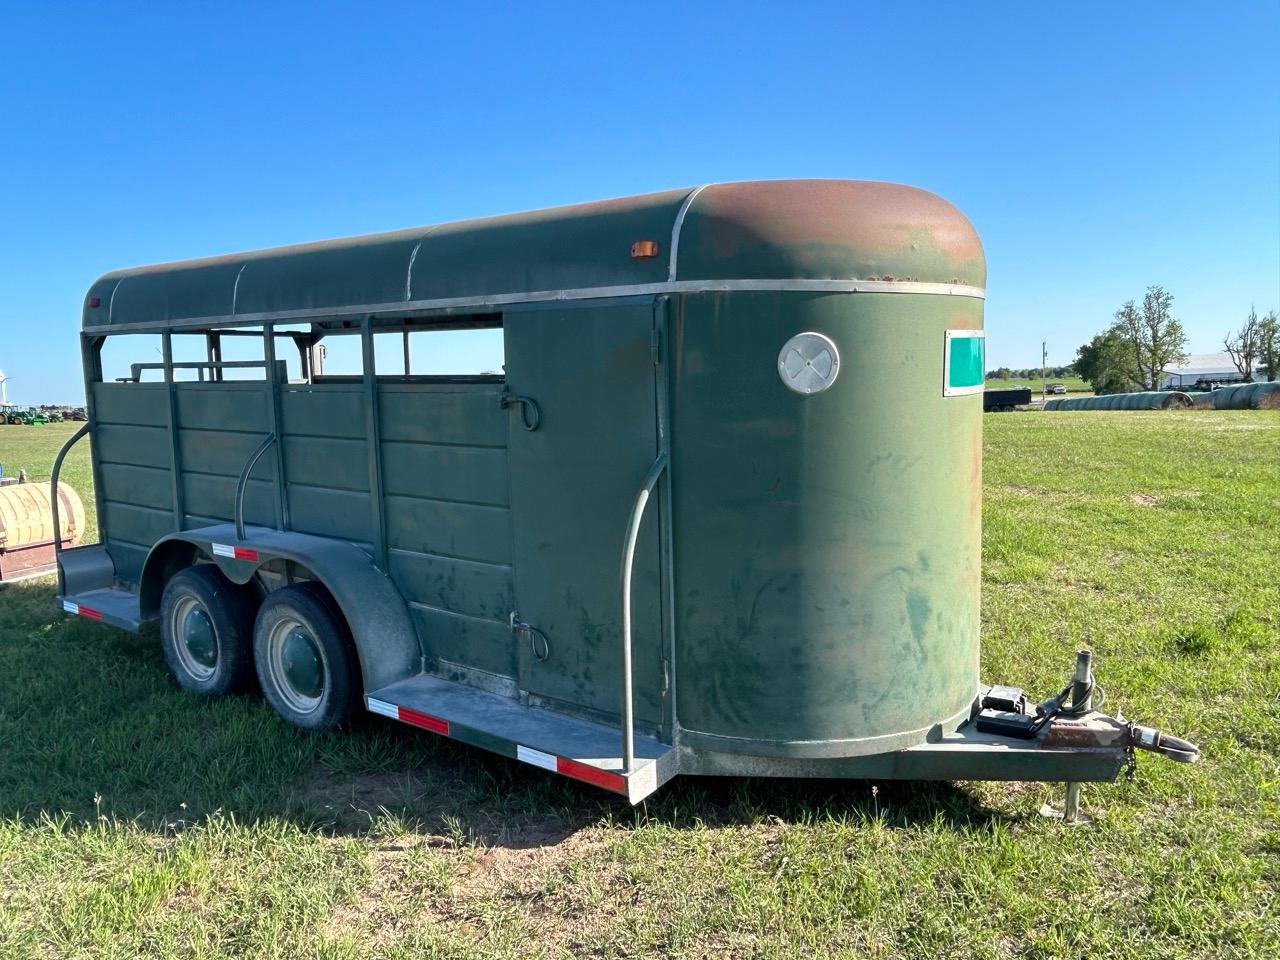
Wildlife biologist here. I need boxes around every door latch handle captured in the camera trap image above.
[500,392,541,431]
[510,611,550,662]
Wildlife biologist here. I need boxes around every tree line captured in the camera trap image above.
[1074,285,1278,394]
[985,365,1076,381]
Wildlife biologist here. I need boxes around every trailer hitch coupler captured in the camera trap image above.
[1128,724,1200,763]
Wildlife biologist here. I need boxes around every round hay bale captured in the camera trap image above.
[1189,391,1215,408]
[1248,382,1280,409]
[1162,391,1194,409]
[1213,384,1246,409]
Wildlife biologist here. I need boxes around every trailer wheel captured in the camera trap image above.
[253,583,358,731]
[159,565,258,696]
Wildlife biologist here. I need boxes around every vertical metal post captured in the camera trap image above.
[1041,341,1048,402]
[620,494,645,774]
[402,328,412,375]
[1063,649,1093,822]
[207,332,223,382]
[161,331,185,530]
[81,334,107,549]
[620,453,668,774]
[263,324,289,531]
[361,317,389,572]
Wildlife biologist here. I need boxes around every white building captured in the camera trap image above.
[1160,352,1262,389]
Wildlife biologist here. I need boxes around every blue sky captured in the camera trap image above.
[1,1,1276,402]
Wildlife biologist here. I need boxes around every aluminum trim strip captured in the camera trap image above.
[668,184,711,281]
[85,279,986,333]
[230,263,247,315]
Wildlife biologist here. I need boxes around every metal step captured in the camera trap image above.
[59,586,142,632]
[367,674,677,804]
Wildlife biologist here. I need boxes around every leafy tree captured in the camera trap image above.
[1075,330,1134,394]
[1258,310,1279,381]
[1224,308,1260,380]
[1110,285,1189,389]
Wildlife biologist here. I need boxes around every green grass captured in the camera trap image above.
[986,375,1093,393]
[1,415,1277,958]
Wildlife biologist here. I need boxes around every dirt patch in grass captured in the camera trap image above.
[320,805,619,950]
[297,765,588,851]
[1128,493,1160,506]
[1005,484,1044,497]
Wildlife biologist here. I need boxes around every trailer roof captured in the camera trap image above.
[83,179,985,333]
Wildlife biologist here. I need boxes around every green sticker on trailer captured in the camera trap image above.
[944,330,985,397]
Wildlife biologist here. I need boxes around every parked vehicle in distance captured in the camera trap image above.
[52,179,1198,804]
[1047,383,1067,394]
[983,386,1032,412]
[1,406,45,425]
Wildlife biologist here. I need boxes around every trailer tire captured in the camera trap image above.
[253,583,358,731]
[159,565,258,696]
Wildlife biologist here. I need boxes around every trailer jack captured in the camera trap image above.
[974,649,1200,822]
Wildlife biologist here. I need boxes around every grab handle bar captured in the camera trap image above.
[235,433,277,540]
[620,451,668,774]
[50,422,91,593]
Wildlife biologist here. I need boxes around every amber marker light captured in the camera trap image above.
[630,240,660,259]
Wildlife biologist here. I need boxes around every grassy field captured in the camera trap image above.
[0,416,1277,959]
[985,376,1093,394]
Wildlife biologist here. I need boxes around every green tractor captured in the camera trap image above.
[0,406,44,426]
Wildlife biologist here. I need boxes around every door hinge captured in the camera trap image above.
[650,328,661,364]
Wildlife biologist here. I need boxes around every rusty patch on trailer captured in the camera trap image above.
[1042,713,1129,749]
[686,180,985,283]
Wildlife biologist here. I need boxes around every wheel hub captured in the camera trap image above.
[279,625,325,701]
[183,607,218,668]
[170,595,218,681]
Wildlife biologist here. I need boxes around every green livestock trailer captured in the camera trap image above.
[54,180,1196,805]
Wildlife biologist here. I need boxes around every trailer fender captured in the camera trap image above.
[140,525,422,692]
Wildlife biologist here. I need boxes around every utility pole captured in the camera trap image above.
[1041,342,1048,401]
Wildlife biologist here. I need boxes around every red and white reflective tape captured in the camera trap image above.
[62,600,103,621]
[367,697,626,794]
[516,745,626,793]
[367,697,450,735]
[211,543,259,562]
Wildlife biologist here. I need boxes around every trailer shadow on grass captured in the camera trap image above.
[0,579,1009,850]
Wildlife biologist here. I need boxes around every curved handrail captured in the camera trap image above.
[619,451,668,774]
[235,433,277,540]
[50,422,91,593]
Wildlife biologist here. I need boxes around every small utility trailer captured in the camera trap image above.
[55,180,1196,805]
[983,386,1032,412]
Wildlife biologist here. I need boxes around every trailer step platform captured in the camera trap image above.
[59,587,142,632]
[367,674,676,803]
